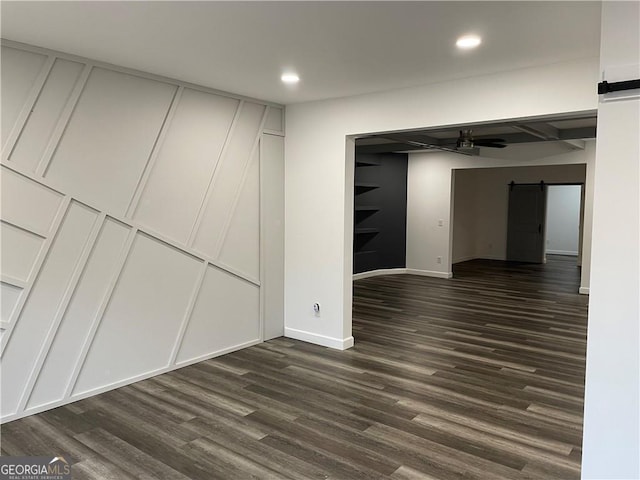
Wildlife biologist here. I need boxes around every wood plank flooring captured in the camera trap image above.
[1,255,588,479]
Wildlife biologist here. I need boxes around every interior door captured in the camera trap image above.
[506,183,547,263]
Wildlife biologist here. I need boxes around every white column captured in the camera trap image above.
[582,2,640,478]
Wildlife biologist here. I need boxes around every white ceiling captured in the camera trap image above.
[1,1,601,105]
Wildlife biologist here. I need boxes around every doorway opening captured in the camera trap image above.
[451,165,588,289]
[352,113,596,285]
[505,180,585,267]
[545,184,583,265]
[347,112,596,477]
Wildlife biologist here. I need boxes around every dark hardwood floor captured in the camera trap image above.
[1,255,588,479]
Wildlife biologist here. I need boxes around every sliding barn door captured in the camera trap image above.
[506,183,547,263]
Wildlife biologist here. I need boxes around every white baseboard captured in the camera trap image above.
[353,267,407,280]
[454,255,510,264]
[285,327,354,350]
[353,267,453,281]
[579,287,590,295]
[546,250,579,256]
[452,255,477,264]
[406,268,453,279]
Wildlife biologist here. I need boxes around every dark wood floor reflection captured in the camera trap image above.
[1,256,588,479]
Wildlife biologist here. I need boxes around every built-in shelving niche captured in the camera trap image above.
[353,153,407,274]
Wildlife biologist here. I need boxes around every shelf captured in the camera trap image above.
[355,183,380,194]
[354,206,379,212]
[355,228,379,235]
[356,160,379,167]
[355,250,376,256]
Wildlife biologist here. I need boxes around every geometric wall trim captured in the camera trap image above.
[0,221,46,284]
[176,264,261,365]
[218,147,261,281]
[1,200,100,418]
[44,68,177,217]
[0,45,48,151]
[0,165,64,236]
[26,218,131,411]
[191,101,266,264]
[132,88,240,244]
[0,40,284,423]
[72,232,204,397]
[9,58,85,173]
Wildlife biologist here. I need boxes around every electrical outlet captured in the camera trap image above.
[438,219,444,227]
[436,256,442,264]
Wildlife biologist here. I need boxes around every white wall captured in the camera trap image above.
[451,163,587,263]
[408,146,593,291]
[451,170,478,264]
[285,58,598,350]
[546,185,581,256]
[0,41,285,423]
[582,2,640,478]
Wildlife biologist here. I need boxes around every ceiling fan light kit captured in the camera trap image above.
[456,130,507,150]
[373,129,507,156]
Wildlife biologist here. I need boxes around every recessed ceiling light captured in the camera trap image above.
[456,35,482,49]
[281,73,300,84]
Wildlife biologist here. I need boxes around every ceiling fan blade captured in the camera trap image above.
[376,135,473,156]
[476,142,507,149]
[473,137,506,143]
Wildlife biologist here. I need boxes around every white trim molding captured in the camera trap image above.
[452,255,505,264]
[579,287,590,295]
[353,267,453,280]
[452,255,477,264]
[546,250,579,256]
[352,267,408,281]
[284,327,354,350]
[406,269,453,279]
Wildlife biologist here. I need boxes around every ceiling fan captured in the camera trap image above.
[453,129,507,151]
[378,129,507,156]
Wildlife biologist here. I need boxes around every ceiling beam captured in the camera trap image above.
[513,123,560,140]
[355,142,426,154]
[375,134,471,155]
[399,133,445,146]
[551,124,596,149]
[559,126,597,140]
[355,125,597,154]
[356,133,444,153]
[562,139,586,150]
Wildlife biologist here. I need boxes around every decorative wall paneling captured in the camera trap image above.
[191,102,266,267]
[0,167,67,341]
[175,264,260,364]
[264,105,285,136]
[1,198,100,418]
[11,60,89,174]
[1,222,46,286]
[0,40,284,423]
[43,68,178,215]
[1,46,52,154]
